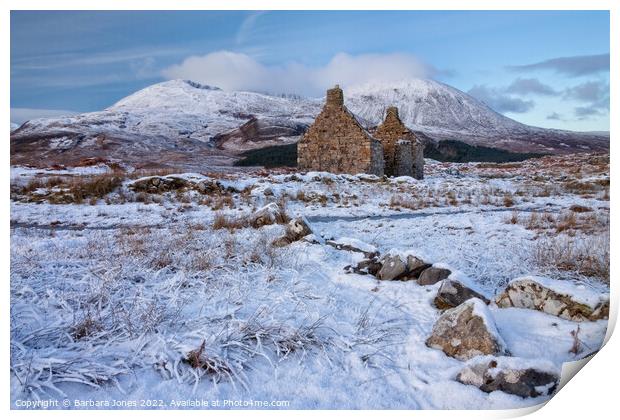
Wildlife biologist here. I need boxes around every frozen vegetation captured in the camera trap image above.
[10,153,610,409]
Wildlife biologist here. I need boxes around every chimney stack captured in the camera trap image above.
[386,106,400,120]
[326,85,344,107]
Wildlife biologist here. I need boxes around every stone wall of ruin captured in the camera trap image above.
[373,107,424,179]
[298,86,384,176]
[394,140,414,177]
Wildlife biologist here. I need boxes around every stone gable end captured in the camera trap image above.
[298,85,384,176]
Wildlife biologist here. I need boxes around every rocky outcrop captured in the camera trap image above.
[495,277,609,322]
[426,298,507,361]
[456,356,559,398]
[434,278,490,310]
[417,266,452,286]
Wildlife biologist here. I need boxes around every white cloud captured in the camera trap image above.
[11,108,78,124]
[235,12,267,45]
[161,51,436,96]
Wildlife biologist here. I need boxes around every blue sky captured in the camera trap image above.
[10,10,610,131]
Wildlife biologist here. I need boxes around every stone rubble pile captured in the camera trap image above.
[338,244,609,399]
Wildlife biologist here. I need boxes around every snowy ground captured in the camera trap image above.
[10,154,610,409]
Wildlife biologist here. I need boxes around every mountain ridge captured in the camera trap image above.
[10,78,609,169]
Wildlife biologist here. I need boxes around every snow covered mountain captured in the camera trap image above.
[10,79,608,169]
[345,79,608,154]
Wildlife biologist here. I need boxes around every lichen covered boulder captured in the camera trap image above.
[426,298,508,361]
[435,277,490,310]
[417,265,451,286]
[495,276,609,322]
[456,356,560,398]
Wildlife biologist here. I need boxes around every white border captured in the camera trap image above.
[3,1,617,419]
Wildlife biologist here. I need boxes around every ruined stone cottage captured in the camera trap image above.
[297,85,384,176]
[297,85,424,179]
[373,106,424,179]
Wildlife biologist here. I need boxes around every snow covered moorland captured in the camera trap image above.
[10,153,610,409]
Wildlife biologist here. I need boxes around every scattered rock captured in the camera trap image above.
[357,257,383,276]
[434,278,490,310]
[130,175,190,193]
[405,255,431,278]
[272,217,313,247]
[248,203,283,228]
[129,174,222,194]
[417,266,451,285]
[344,252,429,280]
[344,255,382,276]
[326,238,378,258]
[377,254,407,280]
[495,277,609,322]
[456,356,559,398]
[426,298,508,361]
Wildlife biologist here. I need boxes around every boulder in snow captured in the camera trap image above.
[129,173,222,194]
[272,217,312,246]
[434,278,490,310]
[129,175,190,193]
[417,265,451,285]
[426,298,508,361]
[405,255,431,278]
[370,252,430,281]
[456,356,559,398]
[377,254,407,280]
[248,203,285,228]
[495,276,609,322]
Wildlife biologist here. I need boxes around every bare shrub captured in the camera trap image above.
[71,314,100,340]
[69,175,124,202]
[533,234,609,283]
[569,326,583,355]
[569,204,592,213]
[506,211,519,225]
[556,211,577,233]
[184,339,232,377]
[212,213,245,231]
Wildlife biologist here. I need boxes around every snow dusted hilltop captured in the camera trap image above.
[10,79,608,170]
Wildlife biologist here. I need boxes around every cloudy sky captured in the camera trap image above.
[10,10,609,131]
